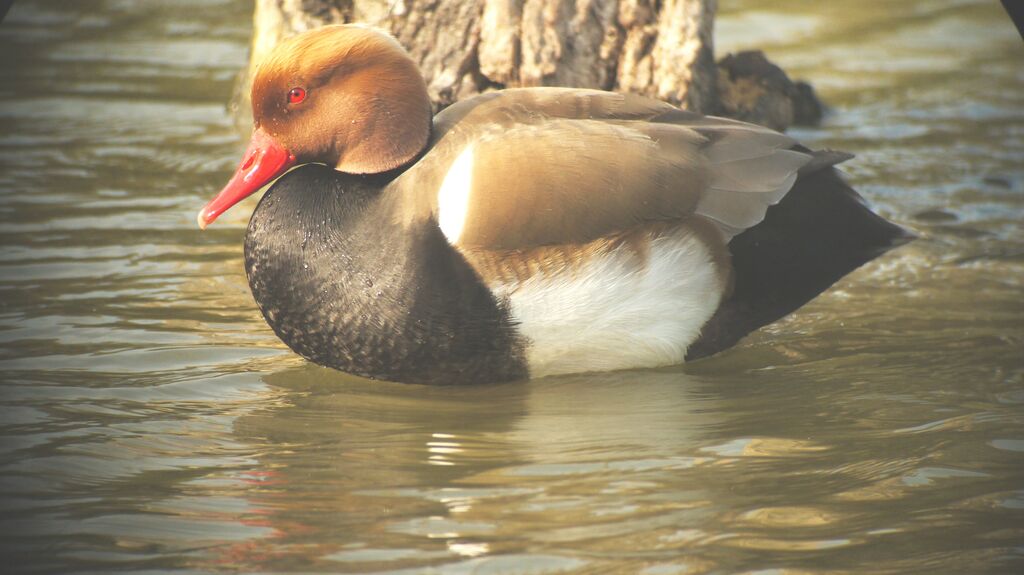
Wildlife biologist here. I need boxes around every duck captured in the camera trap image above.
[197,25,911,385]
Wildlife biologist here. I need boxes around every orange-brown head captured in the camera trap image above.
[198,25,432,228]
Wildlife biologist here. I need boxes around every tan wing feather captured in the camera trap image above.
[389,88,813,249]
[452,120,708,249]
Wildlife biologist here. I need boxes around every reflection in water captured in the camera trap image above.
[226,368,719,571]
[0,0,1022,573]
[204,358,1023,573]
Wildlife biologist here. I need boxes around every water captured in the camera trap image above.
[0,0,1021,572]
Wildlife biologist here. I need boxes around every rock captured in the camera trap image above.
[717,50,824,131]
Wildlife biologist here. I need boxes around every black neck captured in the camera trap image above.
[243,164,526,384]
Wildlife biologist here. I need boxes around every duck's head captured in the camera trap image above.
[198,25,431,228]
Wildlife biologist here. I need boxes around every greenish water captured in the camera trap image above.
[0,0,1022,573]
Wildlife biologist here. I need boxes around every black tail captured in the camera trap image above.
[686,152,913,360]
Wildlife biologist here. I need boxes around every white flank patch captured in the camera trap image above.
[491,226,727,378]
[437,144,474,244]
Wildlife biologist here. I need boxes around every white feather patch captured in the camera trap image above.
[490,226,727,378]
[437,144,475,244]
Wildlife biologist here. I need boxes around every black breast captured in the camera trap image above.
[244,164,527,384]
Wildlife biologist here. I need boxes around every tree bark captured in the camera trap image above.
[243,0,716,110]
[237,0,820,130]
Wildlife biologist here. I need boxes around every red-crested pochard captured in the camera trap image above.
[198,25,911,384]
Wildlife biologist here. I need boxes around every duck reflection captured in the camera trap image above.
[206,341,994,574]
[219,365,721,571]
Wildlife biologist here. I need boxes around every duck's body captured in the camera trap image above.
[201,26,910,384]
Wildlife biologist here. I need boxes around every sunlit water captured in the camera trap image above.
[0,1,1021,573]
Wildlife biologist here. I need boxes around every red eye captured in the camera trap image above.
[288,87,306,104]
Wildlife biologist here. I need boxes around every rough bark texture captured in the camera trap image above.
[236,0,821,130]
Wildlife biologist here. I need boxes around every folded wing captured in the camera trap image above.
[394,88,812,250]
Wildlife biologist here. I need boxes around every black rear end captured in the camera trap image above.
[687,160,913,360]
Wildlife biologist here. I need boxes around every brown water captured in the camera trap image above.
[0,1,1022,573]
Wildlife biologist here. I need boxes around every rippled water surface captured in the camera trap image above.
[1,1,1022,573]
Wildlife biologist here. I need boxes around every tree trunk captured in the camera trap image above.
[236,0,820,131]
[243,0,716,109]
